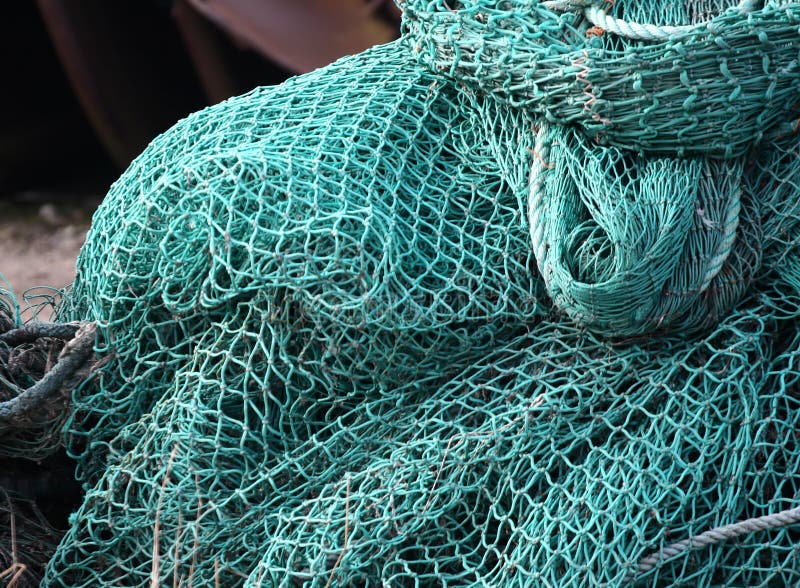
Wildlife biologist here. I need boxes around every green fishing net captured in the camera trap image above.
[2,0,800,585]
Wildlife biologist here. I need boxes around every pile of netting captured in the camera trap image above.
[3,0,800,585]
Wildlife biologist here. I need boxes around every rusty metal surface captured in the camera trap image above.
[36,0,206,168]
[184,0,400,73]
[173,0,243,103]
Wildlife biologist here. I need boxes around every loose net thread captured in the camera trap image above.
[0,0,794,585]
[0,491,63,587]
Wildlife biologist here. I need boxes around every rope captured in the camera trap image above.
[0,322,84,347]
[527,125,552,275]
[0,322,96,429]
[700,183,742,293]
[542,0,760,41]
[630,505,800,581]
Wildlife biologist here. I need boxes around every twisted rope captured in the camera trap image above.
[629,505,800,582]
[542,0,760,41]
[527,125,551,275]
[0,322,97,429]
[0,322,84,347]
[701,182,742,293]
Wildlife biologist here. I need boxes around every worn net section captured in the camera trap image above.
[404,0,800,157]
[0,0,791,585]
[0,280,74,461]
[57,42,543,487]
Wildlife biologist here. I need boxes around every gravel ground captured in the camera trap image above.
[0,195,98,301]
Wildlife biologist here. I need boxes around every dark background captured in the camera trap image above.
[2,0,401,202]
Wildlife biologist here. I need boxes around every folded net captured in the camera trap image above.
[2,1,798,585]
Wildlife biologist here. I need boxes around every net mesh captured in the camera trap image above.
[0,0,798,585]
[404,0,800,157]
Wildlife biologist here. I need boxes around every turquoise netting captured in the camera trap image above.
[1,0,800,585]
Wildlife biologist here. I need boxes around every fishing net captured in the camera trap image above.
[0,0,798,585]
[0,282,67,461]
[0,491,63,587]
[404,0,800,157]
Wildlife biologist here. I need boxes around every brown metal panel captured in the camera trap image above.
[35,0,130,166]
[172,0,243,103]
[184,0,399,74]
[36,1,206,168]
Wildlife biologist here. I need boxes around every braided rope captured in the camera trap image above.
[701,184,742,293]
[527,125,551,275]
[543,0,760,41]
[630,505,800,581]
[0,322,96,429]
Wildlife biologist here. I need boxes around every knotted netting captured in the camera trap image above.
[1,0,798,585]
